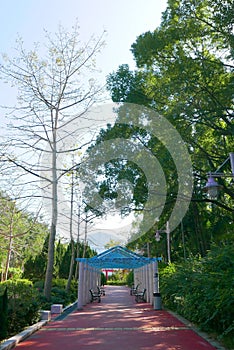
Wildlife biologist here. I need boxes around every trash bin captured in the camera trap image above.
[153,292,162,310]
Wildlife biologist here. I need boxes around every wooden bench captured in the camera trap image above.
[89,289,101,303]
[130,284,139,296]
[97,286,105,296]
[135,288,146,303]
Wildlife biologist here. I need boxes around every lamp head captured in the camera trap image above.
[155,230,161,242]
[204,175,222,199]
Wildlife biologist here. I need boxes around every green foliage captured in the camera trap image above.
[103,0,234,259]
[57,241,96,280]
[50,287,69,304]
[36,278,78,310]
[0,191,49,282]
[7,268,23,280]
[23,237,97,287]
[52,278,77,303]
[106,280,126,286]
[107,270,130,286]
[106,64,150,105]
[23,234,49,281]
[58,243,74,279]
[0,279,40,337]
[126,270,134,287]
[160,243,234,344]
[101,272,107,286]
[54,239,66,278]
[0,288,8,340]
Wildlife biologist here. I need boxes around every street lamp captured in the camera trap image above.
[155,221,171,263]
[204,152,234,199]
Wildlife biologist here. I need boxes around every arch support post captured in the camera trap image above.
[77,261,84,310]
[153,260,162,310]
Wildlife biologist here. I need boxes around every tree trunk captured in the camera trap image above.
[4,213,14,281]
[4,237,12,281]
[66,169,75,292]
[44,222,56,299]
[44,118,58,300]
[74,205,81,280]
[66,239,75,292]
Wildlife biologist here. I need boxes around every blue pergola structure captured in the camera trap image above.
[76,246,162,310]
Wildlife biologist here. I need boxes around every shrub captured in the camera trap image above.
[0,279,40,337]
[101,272,107,286]
[126,270,134,287]
[106,280,126,285]
[0,288,8,340]
[7,268,23,280]
[160,243,234,348]
[36,278,78,310]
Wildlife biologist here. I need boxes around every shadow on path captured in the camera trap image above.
[15,285,221,350]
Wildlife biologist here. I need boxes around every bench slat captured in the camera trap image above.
[135,288,146,303]
[89,289,101,303]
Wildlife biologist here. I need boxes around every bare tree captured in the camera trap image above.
[0,22,106,299]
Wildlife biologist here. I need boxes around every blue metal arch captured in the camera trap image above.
[76,246,161,269]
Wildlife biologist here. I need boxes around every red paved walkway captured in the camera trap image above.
[16,286,220,350]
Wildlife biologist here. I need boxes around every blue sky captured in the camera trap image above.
[0,0,167,91]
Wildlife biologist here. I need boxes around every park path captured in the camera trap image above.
[16,285,221,350]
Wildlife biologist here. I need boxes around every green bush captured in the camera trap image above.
[0,288,8,340]
[107,270,129,285]
[0,279,40,337]
[126,270,134,287]
[101,272,107,286]
[160,243,234,348]
[7,268,23,280]
[106,280,126,285]
[0,277,78,340]
[51,287,68,304]
[36,278,78,310]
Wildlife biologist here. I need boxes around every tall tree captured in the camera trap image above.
[130,0,234,176]
[86,0,233,257]
[0,23,105,298]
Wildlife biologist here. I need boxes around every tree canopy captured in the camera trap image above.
[83,0,233,259]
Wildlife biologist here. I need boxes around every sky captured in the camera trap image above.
[0,0,168,251]
[0,0,167,100]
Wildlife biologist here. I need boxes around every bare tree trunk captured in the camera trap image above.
[44,121,58,300]
[3,208,15,281]
[82,213,88,258]
[4,236,12,281]
[66,239,75,292]
[66,170,75,292]
[74,204,81,280]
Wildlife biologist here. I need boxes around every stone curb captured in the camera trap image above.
[0,320,48,350]
[167,310,227,350]
[0,300,78,350]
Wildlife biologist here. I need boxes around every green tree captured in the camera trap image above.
[0,192,49,281]
[129,0,234,197]
[85,0,233,258]
[54,240,66,279]
[23,234,49,281]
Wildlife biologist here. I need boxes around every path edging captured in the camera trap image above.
[0,320,47,350]
[167,310,227,350]
[0,300,78,350]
